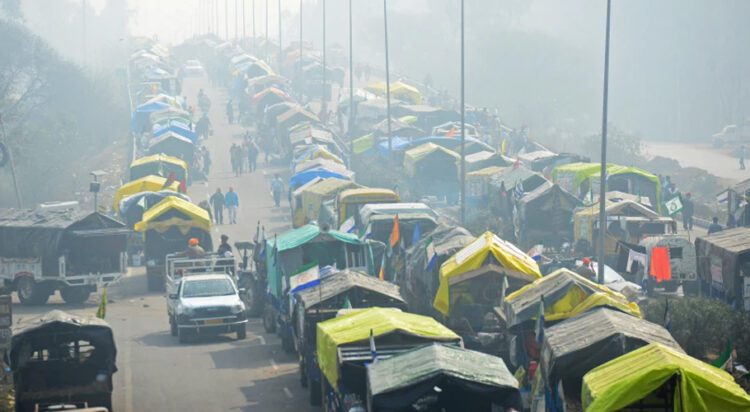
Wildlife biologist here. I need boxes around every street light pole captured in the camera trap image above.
[265,0,269,60]
[348,0,354,152]
[321,0,327,121]
[299,0,303,95]
[278,0,283,72]
[597,0,612,284]
[225,0,229,40]
[383,0,392,154]
[459,0,466,224]
[242,0,246,39]
[253,0,256,51]
[235,0,239,41]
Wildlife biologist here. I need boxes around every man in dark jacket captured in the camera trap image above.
[210,188,225,225]
[681,192,694,231]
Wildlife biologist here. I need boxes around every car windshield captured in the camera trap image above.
[182,278,235,298]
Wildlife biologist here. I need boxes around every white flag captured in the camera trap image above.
[665,196,683,216]
[339,216,356,234]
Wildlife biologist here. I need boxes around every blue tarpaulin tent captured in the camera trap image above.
[289,167,353,191]
[153,123,197,142]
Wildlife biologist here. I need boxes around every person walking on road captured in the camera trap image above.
[202,147,211,176]
[210,188,225,225]
[740,145,747,170]
[217,234,232,256]
[230,144,242,177]
[225,187,239,224]
[226,99,235,124]
[270,174,284,207]
[708,217,723,235]
[681,192,694,231]
[247,139,259,172]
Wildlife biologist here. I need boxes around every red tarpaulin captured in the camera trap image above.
[650,246,672,283]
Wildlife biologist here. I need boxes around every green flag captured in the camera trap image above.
[342,296,352,309]
[712,340,733,370]
[96,287,107,319]
[664,196,683,216]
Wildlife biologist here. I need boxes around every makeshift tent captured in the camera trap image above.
[432,121,480,138]
[404,143,459,177]
[552,162,661,211]
[134,196,211,234]
[391,104,460,132]
[118,190,190,228]
[503,268,641,332]
[517,183,581,248]
[244,60,274,78]
[265,224,365,299]
[365,80,422,104]
[129,153,188,182]
[293,144,344,164]
[372,117,424,137]
[488,166,549,195]
[114,175,180,213]
[276,106,320,132]
[293,158,348,174]
[294,178,359,227]
[152,122,197,142]
[289,167,353,191]
[295,269,406,311]
[464,150,514,172]
[288,125,340,152]
[367,343,522,411]
[582,343,750,411]
[251,87,292,110]
[316,307,460,389]
[695,226,750,307]
[434,232,542,316]
[541,308,682,408]
[147,132,195,166]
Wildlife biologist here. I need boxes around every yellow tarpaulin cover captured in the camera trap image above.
[467,166,506,178]
[295,178,359,227]
[113,175,179,213]
[404,143,460,177]
[504,268,642,324]
[365,80,422,104]
[302,146,344,165]
[434,231,542,316]
[134,196,210,234]
[316,308,460,389]
[352,133,375,154]
[130,153,188,171]
[582,343,750,412]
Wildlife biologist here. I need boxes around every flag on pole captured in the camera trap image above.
[663,297,672,332]
[253,220,260,243]
[665,196,683,216]
[712,340,734,370]
[514,181,525,200]
[361,223,373,239]
[369,329,378,363]
[342,296,353,309]
[500,139,507,155]
[425,236,437,271]
[339,216,356,233]
[535,295,545,344]
[411,222,421,247]
[96,287,107,319]
[389,214,400,248]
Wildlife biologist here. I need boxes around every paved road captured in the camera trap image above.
[644,141,748,183]
[13,75,312,412]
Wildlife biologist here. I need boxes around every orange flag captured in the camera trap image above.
[389,214,400,248]
[650,246,672,283]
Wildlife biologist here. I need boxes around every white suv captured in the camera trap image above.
[167,273,247,343]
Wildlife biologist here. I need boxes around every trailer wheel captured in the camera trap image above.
[236,325,247,340]
[262,306,276,333]
[170,316,178,336]
[60,286,92,304]
[16,277,50,306]
[239,276,262,317]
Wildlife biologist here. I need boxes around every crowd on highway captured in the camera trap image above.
[3,32,750,412]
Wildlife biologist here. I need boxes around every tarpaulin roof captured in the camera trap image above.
[118,190,191,225]
[295,269,405,309]
[404,143,460,177]
[114,175,180,213]
[503,268,641,331]
[434,232,542,316]
[519,183,580,210]
[574,199,660,219]
[339,188,400,205]
[316,307,460,389]
[488,166,549,192]
[268,223,362,253]
[10,310,115,371]
[367,343,522,410]
[135,100,170,113]
[552,162,661,208]
[153,123,197,142]
[303,178,358,198]
[293,158,347,175]
[365,80,422,104]
[695,226,750,298]
[134,196,210,234]
[582,343,750,412]
[277,106,320,130]
[293,144,343,164]
[541,308,681,388]
[0,210,127,258]
[467,166,506,178]
[130,153,188,172]
[289,167,353,190]
[251,86,291,107]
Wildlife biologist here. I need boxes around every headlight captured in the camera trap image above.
[231,303,245,314]
[179,306,195,316]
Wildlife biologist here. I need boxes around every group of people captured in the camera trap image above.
[210,187,240,225]
[229,133,260,176]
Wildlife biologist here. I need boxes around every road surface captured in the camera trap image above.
[13,75,312,411]
[644,141,748,183]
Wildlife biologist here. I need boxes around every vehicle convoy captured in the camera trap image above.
[165,253,246,343]
[0,209,129,305]
[9,310,117,412]
[292,269,407,406]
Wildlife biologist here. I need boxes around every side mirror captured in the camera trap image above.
[168,293,178,300]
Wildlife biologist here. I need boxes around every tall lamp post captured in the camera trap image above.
[383,0,392,153]
[597,0,613,284]
[278,0,283,72]
[265,0,269,59]
[459,0,466,224]
[348,0,354,153]
[321,0,327,121]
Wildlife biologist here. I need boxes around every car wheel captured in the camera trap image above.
[236,325,247,340]
[60,286,91,304]
[263,306,276,333]
[170,317,178,337]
